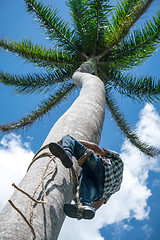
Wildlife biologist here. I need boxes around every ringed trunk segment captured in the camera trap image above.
[0,63,106,240]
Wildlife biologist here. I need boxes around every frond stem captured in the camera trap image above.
[97,0,154,60]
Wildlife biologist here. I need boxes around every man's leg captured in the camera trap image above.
[64,153,104,220]
[82,154,105,198]
[78,154,104,207]
[61,134,87,159]
[64,173,96,220]
[64,170,99,220]
[49,135,103,219]
[57,135,95,219]
[60,136,105,202]
[49,135,87,168]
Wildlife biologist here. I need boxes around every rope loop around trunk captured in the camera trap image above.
[8,144,57,239]
[8,143,85,238]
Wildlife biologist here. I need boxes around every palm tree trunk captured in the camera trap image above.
[0,63,106,240]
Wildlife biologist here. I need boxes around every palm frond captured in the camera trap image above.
[0,38,79,69]
[105,11,160,69]
[0,70,74,94]
[105,87,160,157]
[24,0,80,54]
[0,82,75,131]
[67,0,112,55]
[100,0,154,58]
[100,68,160,103]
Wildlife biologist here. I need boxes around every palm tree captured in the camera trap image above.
[0,0,160,239]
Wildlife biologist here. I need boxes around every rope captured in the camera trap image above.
[8,199,36,239]
[78,149,93,167]
[12,183,45,204]
[9,144,57,239]
[9,143,90,236]
[77,203,83,220]
[73,149,93,205]
[29,158,56,225]
[27,144,51,172]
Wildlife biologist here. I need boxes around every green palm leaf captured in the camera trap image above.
[67,0,112,55]
[0,82,75,131]
[105,88,160,157]
[0,38,79,69]
[0,0,160,156]
[102,69,160,103]
[100,0,154,58]
[106,11,160,70]
[0,70,73,94]
[24,0,80,54]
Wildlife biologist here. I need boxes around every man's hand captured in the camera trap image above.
[93,198,105,210]
[78,140,108,156]
[93,146,108,156]
[99,148,108,156]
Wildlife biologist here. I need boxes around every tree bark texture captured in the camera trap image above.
[0,64,106,240]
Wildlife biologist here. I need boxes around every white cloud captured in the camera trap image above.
[137,103,160,148]
[0,133,34,211]
[59,104,160,240]
[142,224,153,240]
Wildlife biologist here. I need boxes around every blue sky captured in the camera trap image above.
[0,1,160,240]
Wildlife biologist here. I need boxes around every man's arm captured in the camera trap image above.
[78,140,108,155]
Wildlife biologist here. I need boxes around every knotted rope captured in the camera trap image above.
[73,149,93,220]
[8,144,57,239]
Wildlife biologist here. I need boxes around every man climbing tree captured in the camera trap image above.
[49,134,124,220]
[0,0,160,239]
